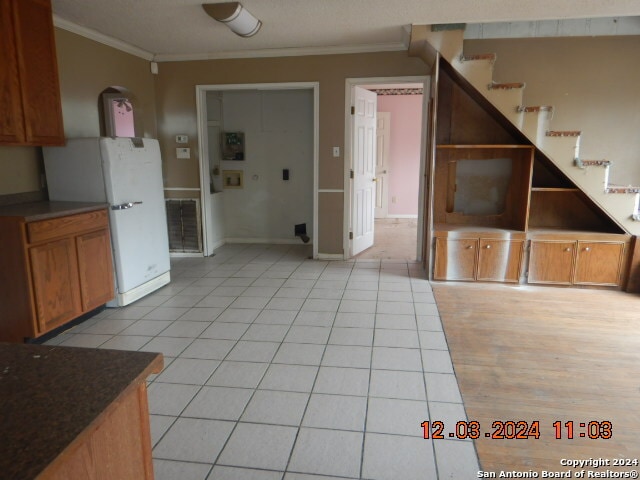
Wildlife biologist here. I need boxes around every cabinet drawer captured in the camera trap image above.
[27,209,108,244]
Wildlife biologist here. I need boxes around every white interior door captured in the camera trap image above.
[375,112,390,219]
[351,86,377,256]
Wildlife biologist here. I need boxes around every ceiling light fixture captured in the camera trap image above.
[202,2,262,38]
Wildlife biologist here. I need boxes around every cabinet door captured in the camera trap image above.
[76,229,115,311]
[528,241,575,285]
[477,239,523,283]
[574,241,625,286]
[11,0,64,145]
[29,238,82,334]
[0,2,25,143]
[433,238,477,281]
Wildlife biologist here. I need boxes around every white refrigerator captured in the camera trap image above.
[44,137,171,307]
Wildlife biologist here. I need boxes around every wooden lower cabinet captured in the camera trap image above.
[43,382,155,480]
[77,228,115,311]
[29,237,82,333]
[477,239,524,282]
[0,205,114,342]
[528,238,627,287]
[528,241,575,285]
[434,234,524,283]
[434,228,630,288]
[434,238,477,281]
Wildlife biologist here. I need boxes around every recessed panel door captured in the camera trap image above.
[477,239,523,283]
[433,238,477,281]
[528,240,574,285]
[351,87,377,256]
[574,241,624,286]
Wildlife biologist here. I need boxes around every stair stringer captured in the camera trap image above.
[409,25,640,236]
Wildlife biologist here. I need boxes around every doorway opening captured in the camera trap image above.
[344,77,429,261]
[196,83,319,258]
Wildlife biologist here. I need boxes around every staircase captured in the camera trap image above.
[409,25,640,236]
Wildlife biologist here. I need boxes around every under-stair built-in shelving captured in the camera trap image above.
[429,55,633,290]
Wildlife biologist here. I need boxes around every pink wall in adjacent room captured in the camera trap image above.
[376,94,423,216]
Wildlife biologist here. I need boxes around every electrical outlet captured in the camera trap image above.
[176,135,188,144]
[392,196,397,204]
[332,146,340,157]
[176,147,190,159]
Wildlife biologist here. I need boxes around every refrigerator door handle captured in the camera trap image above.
[111,201,143,210]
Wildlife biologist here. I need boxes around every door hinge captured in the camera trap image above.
[349,232,353,240]
[350,106,355,115]
[350,169,354,179]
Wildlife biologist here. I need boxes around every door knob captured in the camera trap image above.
[564,248,572,252]
[584,247,591,252]
[372,178,378,182]
[484,245,491,249]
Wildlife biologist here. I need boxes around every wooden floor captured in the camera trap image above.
[432,282,640,474]
[356,218,417,260]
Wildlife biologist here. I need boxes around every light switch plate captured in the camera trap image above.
[332,146,340,157]
[176,147,190,159]
[176,135,188,144]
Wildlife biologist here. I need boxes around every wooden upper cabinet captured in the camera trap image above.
[0,3,25,143]
[0,0,64,146]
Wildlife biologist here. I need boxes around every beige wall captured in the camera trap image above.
[0,28,156,196]
[154,51,426,254]
[465,36,640,186]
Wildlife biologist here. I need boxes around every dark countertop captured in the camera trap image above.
[0,201,109,222]
[0,343,162,479]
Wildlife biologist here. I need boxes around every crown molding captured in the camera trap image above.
[53,16,407,63]
[152,42,407,62]
[53,15,155,61]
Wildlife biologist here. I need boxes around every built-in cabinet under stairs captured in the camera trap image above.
[410,25,640,291]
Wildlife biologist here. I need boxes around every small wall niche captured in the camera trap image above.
[223,170,243,189]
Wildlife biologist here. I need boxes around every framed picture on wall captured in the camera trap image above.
[222,132,245,160]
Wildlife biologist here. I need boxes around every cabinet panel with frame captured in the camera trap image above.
[0,0,64,146]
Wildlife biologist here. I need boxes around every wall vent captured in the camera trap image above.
[165,199,202,253]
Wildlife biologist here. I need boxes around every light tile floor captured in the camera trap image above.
[46,244,479,480]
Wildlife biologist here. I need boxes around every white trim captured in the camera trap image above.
[153,43,406,62]
[317,253,345,260]
[163,187,201,191]
[385,215,419,219]
[53,16,155,61]
[345,76,430,262]
[106,271,170,307]
[196,82,320,258]
[225,237,312,245]
[169,252,204,258]
[319,189,344,193]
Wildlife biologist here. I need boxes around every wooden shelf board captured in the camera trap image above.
[531,187,579,192]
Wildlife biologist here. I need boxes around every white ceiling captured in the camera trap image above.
[51,0,640,61]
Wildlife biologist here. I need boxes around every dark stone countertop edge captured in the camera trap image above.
[0,201,109,222]
[0,344,163,478]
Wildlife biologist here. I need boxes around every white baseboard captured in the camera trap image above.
[383,215,418,219]
[170,252,203,257]
[317,253,345,260]
[225,237,312,245]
